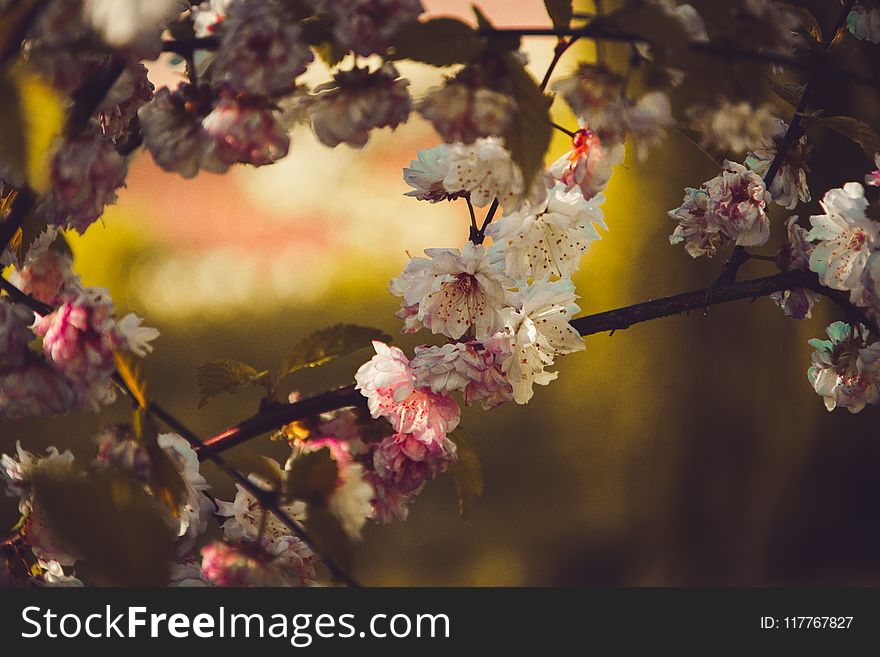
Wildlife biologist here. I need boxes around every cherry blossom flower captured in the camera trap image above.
[0,363,78,421]
[8,243,73,305]
[486,183,606,281]
[1,442,78,566]
[417,82,516,144]
[158,433,216,552]
[355,341,461,446]
[442,137,524,209]
[38,559,83,587]
[668,187,721,258]
[139,84,229,178]
[316,0,425,56]
[498,279,585,404]
[808,322,880,413]
[808,183,878,298]
[745,119,811,210]
[306,64,411,149]
[389,243,508,340]
[211,0,313,96]
[202,97,290,166]
[848,4,880,44]
[201,540,313,587]
[590,91,674,161]
[97,63,154,141]
[549,125,624,201]
[217,482,306,544]
[866,154,880,188]
[403,144,466,203]
[688,100,779,154]
[115,313,160,357]
[651,0,708,41]
[192,0,232,37]
[36,288,119,390]
[410,340,513,410]
[95,424,151,483]
[704,160,771,247]
[770,217,820,319]
[551,64,623,122]
[48,129,128,233]
[368,431,457,523]
[289,438,374,540]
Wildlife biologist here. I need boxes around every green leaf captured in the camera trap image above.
[768,79,805,108]
[277,323,390,384]
[283,447,338,505]
[227,452,284,492]
[544,0,573,31]
[31,465,176,586]
[809,116,880,162]
[502,52,553,196]
[196,359,269,408]
[391,18,481,66]
[596,1,692,69]
[303,507,352,577]
[10,203,48,268]
[448,427,483,518]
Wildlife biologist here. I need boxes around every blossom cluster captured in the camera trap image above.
[0,241,158,419]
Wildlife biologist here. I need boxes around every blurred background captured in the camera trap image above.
[4,0,880,586]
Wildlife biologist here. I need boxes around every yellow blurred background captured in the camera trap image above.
[4,0,880,586]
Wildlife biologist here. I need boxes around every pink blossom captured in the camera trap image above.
[35,290,121,384]
[549,126,624,201]
[417,82,515,144]
[211,0,313,96]
[9,247,72,305]
[201,541,288,587]
[48,129,128,233]
[0,363,78,420]
[202,97,289,166]
[410,341,513,410]
[316,0,425,57]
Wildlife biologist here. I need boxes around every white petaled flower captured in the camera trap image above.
[442,137,524,209]
[115,313,160,357]
[668,187,722,258]
[158,433,216,552]
[770,217,820,319]
[192,0,232,37]
[201,97,290,166]
[315,0,425,56]
[39,559,83,587]
[551,64,623,122]
[0,363,78,421]
[808,322,880,413]
[848,4,880,44]
[1,442,78,566]
[745,119,811,210]
[403,144,465,203]
[688,100,779,154]
[417,82,516,144]
[590,91,673,161]
[549,124,625,201]
[216,480,306,545]
[389,243,508,341]
[211,0,313,96]
[487,183,606,281]
[48,129,128,234]
[139,85,229,178]
[307,64,411,149]
[82,0,180,59]
[808,182,878,299]
[498,278,585,404]
[703,160,771,247]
